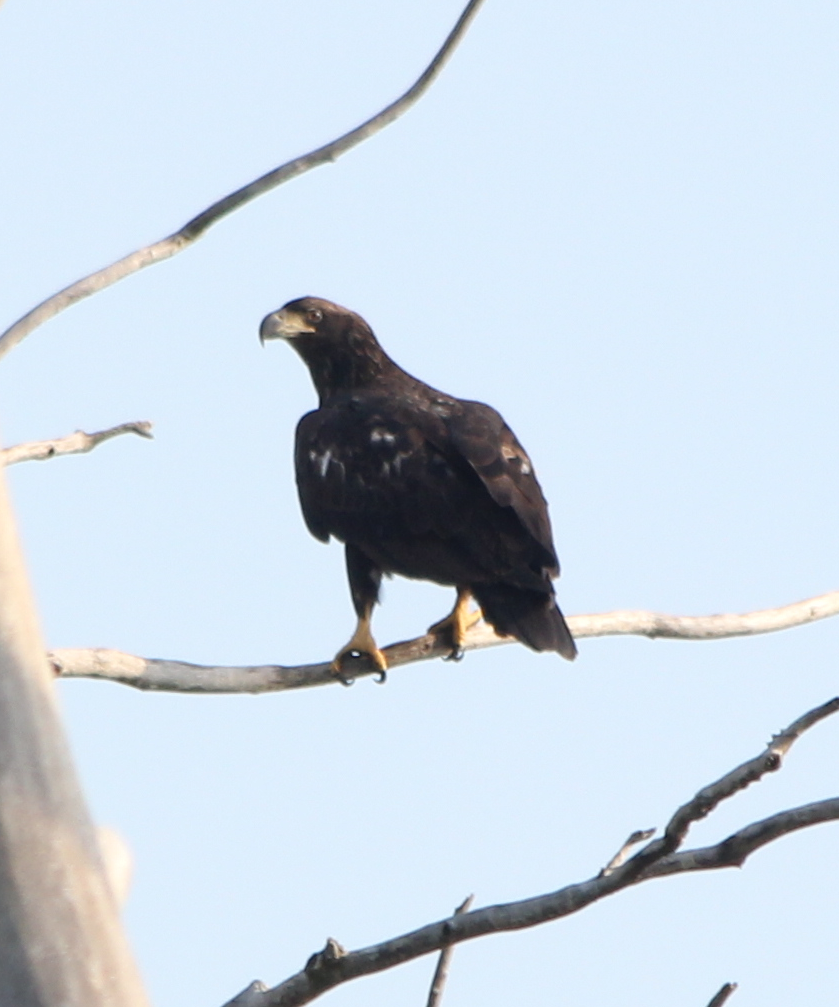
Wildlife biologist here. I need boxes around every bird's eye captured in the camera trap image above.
[307,309,323,324]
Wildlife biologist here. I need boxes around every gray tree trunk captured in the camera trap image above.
[0,463,148,1007]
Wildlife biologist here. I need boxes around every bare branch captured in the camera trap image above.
[644,797,839,880]
[222,982,270,1007]
[624,696,839,871]
[50,589,839,695]
[1,421,153,466]
[570,590,839,640]
[304,939,348,979]
[706,983,738,1007]
[220,701,838,1007]
[0,0,486,362]
[600,829,655,877]
[426,895,474,1007]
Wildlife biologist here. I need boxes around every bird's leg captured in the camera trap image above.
[334,544,387,684]
[331,605,388,684]
[427,587,482,661]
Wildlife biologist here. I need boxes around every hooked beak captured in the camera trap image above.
[259,308,316,346]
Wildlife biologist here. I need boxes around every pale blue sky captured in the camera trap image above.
[1,2,838,1005]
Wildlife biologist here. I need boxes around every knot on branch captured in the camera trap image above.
[223,979,269,1007]
[305,937,347,977]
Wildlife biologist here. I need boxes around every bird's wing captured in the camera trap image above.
[442,400,559,574]
[294,397,559,584]
[293,403,471,545]
[294,411,332,542]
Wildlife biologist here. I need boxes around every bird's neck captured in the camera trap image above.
[294,337,405,404]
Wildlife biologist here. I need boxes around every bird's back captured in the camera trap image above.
[294,386,558,593]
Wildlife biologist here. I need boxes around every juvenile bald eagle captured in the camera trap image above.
[259,296,576,677]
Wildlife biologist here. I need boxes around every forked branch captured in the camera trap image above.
[425,894,474,1007]
[50,589,839,694]
[0,0,486,361]
[218,699,838,1007]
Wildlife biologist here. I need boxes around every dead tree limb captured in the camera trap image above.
[218,699,838,1007]
[0,462,148,1005]
[1,421,153,466]
[425,894,474,1007]
[706,983,738,1007]
[50,589,839,694]
[0,0,486,362]
[643,797,839,880]
[599,828,656,877]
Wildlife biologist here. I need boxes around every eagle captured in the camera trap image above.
[259,296,576,678]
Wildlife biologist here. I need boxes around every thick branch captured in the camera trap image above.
[219,700,837,1007]
[51,589,839,694]
[0,443,148,1004]
[1,421,153,466]
[0,0,485,361]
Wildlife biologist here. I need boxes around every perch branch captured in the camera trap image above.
[1,421,153,466]
[572,590,839,640]
[217,699,838,1007]
[0,0,486,361]
[50,589,839,695]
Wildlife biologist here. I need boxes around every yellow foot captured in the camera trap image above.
[330,619,388,685]
[427,589,482,661]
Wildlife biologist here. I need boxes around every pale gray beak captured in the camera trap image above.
[259,308,315,345]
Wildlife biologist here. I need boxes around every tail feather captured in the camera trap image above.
[472,583,577,661]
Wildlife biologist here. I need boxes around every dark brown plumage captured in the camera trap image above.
[259,296,576,676]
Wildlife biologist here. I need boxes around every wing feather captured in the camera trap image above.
[294,394,560,587]
[295,404,468,544]
[443,401,559,573]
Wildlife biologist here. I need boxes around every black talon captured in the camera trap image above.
[444,646,465,662]
[331,658,356,687]
[334,649,388,684]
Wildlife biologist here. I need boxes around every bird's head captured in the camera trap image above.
[259,296,394,400]
[259,296,358,346]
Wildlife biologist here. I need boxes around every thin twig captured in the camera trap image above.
[49,589,839,694]
[0,0,486,361]
[426,895,474,1007]
[1,421,153,466]
[600,829,655,877]
[217,699,838,1007]
[706,982,738,1007]
[623,697,839,875]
